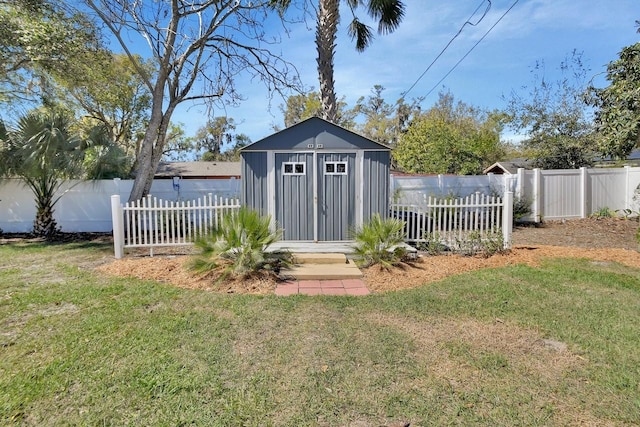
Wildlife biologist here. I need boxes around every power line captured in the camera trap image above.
[422,0,520,99]
[402,0,492,98]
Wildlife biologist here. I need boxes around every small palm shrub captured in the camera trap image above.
[352,214,408,269]
[190,207,292,280]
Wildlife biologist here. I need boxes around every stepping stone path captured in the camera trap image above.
[275,278,370,296]
[276,253,370,296]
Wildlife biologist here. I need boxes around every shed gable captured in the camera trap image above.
[241,117,390,152]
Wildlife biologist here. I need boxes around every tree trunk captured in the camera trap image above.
[127,80,174,202]
[33,193,59,239]
[316,0,339,123]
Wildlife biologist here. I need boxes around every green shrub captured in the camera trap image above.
[513,195,533,224]
[352,214,408,269]
[455,230,506,258]
[190,207,292,280]
[418,231,448,256]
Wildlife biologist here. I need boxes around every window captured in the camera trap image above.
[283,162,305,175]
[325,161,347,175]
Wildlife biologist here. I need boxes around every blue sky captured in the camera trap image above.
[173,0,639,144]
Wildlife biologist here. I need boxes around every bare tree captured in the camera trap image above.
[84,0,301,201]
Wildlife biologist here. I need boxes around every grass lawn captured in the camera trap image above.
[1,242,639,426]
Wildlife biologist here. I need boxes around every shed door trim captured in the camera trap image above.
[312,151,318,241]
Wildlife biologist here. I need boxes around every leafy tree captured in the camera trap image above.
[162,123,195,162]
[85,0,301,202]
[202,135,250,162]
[0,111,102,238]
[394,92,506,175]
[277,91,356,129]
[588,42,640,159]
[315,0,405,122]
[0,0,102,106]
[504,51,598,169]
[194,117,237,160]
[51,53,153,169]
[353,85,422,146]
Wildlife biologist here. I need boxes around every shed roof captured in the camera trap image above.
[155,161,241,178]
[241,116,391,152]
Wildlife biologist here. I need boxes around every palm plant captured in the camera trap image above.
[0,111,88,238]
[316,0,405,122]
[352,213,407,269]
[190,207,292,280]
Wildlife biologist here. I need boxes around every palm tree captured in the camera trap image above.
[0,111,89,238]
[316,0,405,122]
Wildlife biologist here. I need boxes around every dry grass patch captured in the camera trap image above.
[364,313,607,425]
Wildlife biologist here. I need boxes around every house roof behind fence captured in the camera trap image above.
[483,160,533,174]
[155,161,241,178]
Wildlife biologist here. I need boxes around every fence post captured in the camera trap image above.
[111,195,124,259]
[533,168,542,223]
[625,165,631,211]
[502,191,513,249]
[516,168,525,201]
[580,167,588,218]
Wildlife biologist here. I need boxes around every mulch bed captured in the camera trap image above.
[94,218,640,294]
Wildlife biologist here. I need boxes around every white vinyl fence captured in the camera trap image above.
[0,178,240,233]
[517,167,640,221]
[390,192,513,250]
[111,194,240,258]
[2,166,639,240]
[392,166,640,222]
[391,173,516,204]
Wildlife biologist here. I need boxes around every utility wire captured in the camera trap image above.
[402,0,492,98]
[422,0,520,99]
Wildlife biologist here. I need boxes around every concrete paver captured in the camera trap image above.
[274,278,370,296]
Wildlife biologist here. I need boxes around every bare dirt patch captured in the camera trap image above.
[95,218,640,294]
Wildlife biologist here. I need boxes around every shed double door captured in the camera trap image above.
[275,152,356,241]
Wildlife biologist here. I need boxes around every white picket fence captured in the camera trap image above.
[111,194,240,258]
[390,192,513,250]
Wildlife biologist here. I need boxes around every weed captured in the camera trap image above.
[418,231,448,256]
[591,206,616,219]
[455,230,506,257]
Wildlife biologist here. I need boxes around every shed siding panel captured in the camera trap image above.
[275,153,314,240]
[241,152,268,215]
[363,151,390,222]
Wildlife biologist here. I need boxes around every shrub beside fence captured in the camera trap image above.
[390,192,513,250]
[111,194,240,258]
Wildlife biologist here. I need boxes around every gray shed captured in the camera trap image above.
[241,117,391,241]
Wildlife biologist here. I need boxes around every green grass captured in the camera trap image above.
[1,243,640,425]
